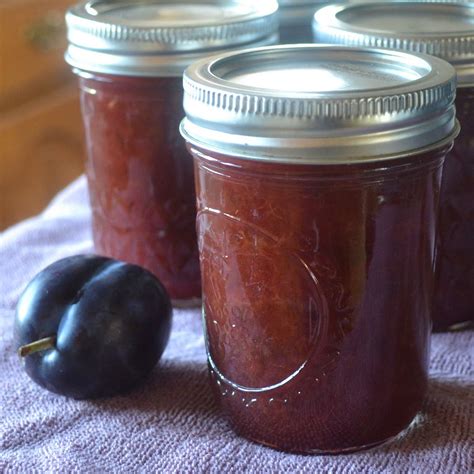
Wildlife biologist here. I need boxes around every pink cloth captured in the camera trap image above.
[0,177,472,472]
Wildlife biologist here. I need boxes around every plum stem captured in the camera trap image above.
[18,336,56,357]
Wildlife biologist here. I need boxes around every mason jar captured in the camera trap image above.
[313,1,474,331]
[278,0,326,43]
[65,0,278,304]
[180,45,458,453]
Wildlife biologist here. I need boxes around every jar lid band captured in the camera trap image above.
[65,0,279,76]
[313,2,474,86]
[181,45,458,164]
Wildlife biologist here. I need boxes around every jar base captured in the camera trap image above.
[433,319,474,333]
[233,413,422,455]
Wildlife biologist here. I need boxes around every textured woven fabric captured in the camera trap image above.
[0,177,472,472]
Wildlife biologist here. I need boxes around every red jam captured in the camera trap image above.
[191,145,448,453]
[79,74,200,301]
[433,88,474,331]
[310,0,474,333]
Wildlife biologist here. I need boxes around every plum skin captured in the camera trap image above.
[14,255,172,399]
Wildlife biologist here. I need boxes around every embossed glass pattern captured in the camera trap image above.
[181,45,457,453]
[191,146,447,453]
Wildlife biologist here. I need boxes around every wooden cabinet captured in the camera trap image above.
[0,84,84,229]
[0,0,84,230]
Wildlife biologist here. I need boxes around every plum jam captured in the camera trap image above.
[313,2,474,331]
[78,74,198,300]
[181,45,458,453]
[65,0,278,303]
[192,146,447,454]
[433,88,474,331]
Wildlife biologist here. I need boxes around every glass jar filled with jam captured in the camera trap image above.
[278,0,326,43]
[181,45,457,453]
[313,2,474,331]
[65,0,278,305]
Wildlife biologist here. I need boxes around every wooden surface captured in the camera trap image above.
[0,0,84,230]
[0,83,84,229]
[0,0,73,111]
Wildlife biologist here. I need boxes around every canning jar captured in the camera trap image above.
[65,0,278,304]
[313,2,474,331]
[181,45,458,453]
[278,0,327,43]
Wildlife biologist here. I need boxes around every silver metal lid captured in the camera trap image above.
[180,44,458,164]
[313,2,474,86]
[65,0,279,76]
[278,0,327,27]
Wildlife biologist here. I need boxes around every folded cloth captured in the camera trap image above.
[0,177,472,472]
